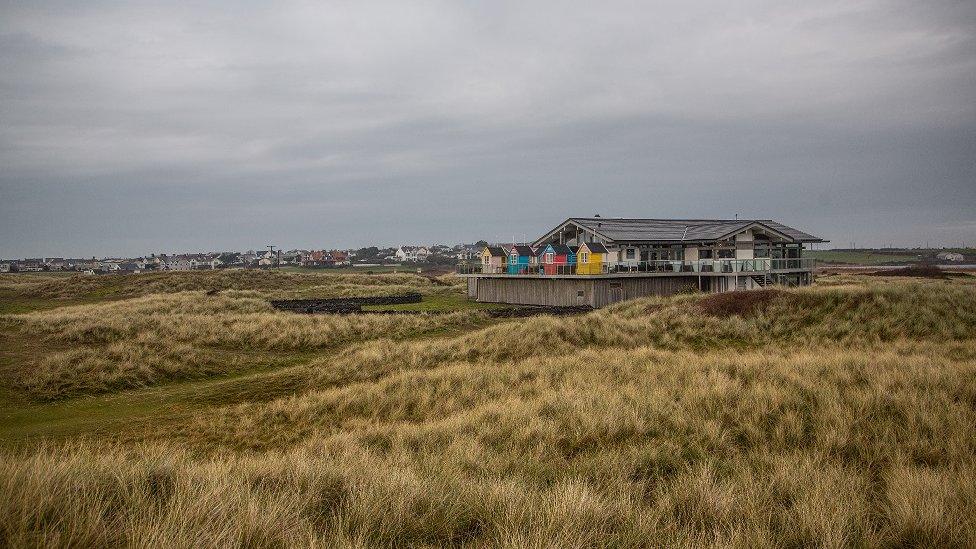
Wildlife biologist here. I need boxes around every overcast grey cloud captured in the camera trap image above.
[1,0,974,257]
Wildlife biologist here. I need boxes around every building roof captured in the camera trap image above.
[535,218,824,245]
[484,246,507,257]
[540,243,574,255]
[511,245,535,256]
[581,242,610,253]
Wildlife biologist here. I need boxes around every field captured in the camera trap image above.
[1,269,975,547]
[805,249,921,265]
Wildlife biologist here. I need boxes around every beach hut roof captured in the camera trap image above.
[581,242,610,254]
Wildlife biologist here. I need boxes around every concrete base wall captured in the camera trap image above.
[466,271,815,307]
[471,275,700,307]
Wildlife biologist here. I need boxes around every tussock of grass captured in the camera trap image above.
[24,339,228,399]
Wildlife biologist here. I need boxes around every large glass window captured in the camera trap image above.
[754,242,771,258]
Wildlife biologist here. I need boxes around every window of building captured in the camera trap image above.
[545,252,554,264]
[626,249,636,260]
[580,252,589,263]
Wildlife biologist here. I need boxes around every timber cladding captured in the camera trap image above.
[472,276,698,307]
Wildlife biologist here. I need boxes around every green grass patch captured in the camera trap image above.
[0,351,310,449]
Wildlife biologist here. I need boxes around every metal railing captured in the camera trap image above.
[457,258,815,275]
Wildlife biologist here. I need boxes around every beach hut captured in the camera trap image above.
[538,243,576,275]
[507,245,536,274]
[481,246,507,274]
[576,242,610,275]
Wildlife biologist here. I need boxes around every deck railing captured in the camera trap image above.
[457,258,815,275]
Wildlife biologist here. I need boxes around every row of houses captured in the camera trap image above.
[0,243,489,274]
[0,252,282,273]
[298,250,351,267]
[481,242,613,276]
[1,258,104,273]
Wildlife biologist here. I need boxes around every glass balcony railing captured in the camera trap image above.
[456,258,815,275]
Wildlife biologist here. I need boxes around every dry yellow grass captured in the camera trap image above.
[6,292,483,399]
[1,277,975,546]
[3,344,974,547]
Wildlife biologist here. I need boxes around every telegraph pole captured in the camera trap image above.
[267,245,276,269]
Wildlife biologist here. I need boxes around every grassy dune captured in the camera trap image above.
[4,292,482,400]
[1,273,975,546]
[0,270,457,303]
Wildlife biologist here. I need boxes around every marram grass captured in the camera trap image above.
[0,277,975,547]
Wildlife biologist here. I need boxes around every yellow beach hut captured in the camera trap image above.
[576,242,610,275]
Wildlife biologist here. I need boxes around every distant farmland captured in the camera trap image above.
[806,249,921,265]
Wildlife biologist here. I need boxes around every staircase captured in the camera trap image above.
[750,274,772,287]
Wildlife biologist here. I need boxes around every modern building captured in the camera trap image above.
[460,217,824,307]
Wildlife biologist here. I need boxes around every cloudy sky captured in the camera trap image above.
[1,0,974,257]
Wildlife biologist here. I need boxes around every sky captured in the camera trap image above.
[1,0,975,258]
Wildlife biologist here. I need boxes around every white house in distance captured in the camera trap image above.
[454,245,481,261]
[936,251,965,262]
[395,246,431,262]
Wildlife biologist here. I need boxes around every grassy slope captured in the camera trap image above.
[1,273,975,546]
